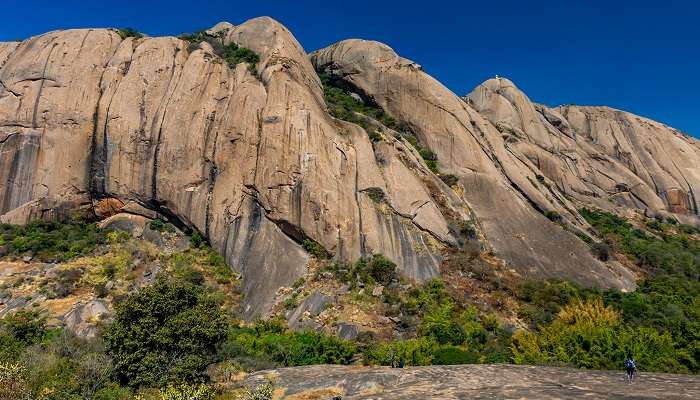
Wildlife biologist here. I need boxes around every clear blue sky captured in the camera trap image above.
[2,0,698,136]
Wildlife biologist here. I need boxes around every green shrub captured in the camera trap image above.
[0,311,50,363]
[190,230,205,248]
[93,382,133,400]
[148,219,176,233]
[364,187,385,203]
[282,296,299,311]
[516,280,586,328]
[574,230,593,244]
[439,174,459,187]
[0,220,109,261]
[364,337,436,366]
[302,239,330,259]
[432,346,479,365]
[591,242,611,261]
[535,174,545,183]
[367,130,382,142]
[352,254,397,286]
[204,248,233,284]
[544,210,562,222]
[512,299,685,372]
[225,323,356,368]
[420,302,465,345]
[424,159,439,174]
[418,148,437,161]
[105,277,227,387]
[580,208,699,278]
[679,224,700,235]
[221,42,260,74]
[318,72,411,135]
[117,28,142,40]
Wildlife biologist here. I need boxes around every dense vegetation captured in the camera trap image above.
[0,220,109,261]
[0,207,698,398]
[105,278,228,387]
[510,209,699,373]
[180,30,260,74]
[363,278,512,366]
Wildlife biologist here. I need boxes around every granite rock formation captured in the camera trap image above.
[239,364,700,399]
[1,18,698,316]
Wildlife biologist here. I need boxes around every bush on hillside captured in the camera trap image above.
[105,277,227,387]
[117,28,142,40]
[221,42,260,74]
[511,299,685,372]
[591,241,612,261]
[223,321,356,368]
[302,239,330,259]
[0,220,109,261]
[0,362,28,400]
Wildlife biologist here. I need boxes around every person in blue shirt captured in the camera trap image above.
[625,355,637,383]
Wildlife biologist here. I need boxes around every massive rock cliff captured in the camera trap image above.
[1,18,698,316]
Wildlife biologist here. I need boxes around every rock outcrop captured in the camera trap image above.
[239,364,700,399]
[311,40,643,290]
[466,78,700,221]
[2,18,698,316]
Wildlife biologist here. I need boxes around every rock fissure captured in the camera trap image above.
[31,41,58,129]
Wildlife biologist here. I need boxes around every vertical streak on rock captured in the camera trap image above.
[88,33,121,203]
[204,111,218,237]
[31,41,57,129]
[354,145,366,256]
[151,45,184,203]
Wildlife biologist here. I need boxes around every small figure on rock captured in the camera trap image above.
[625,355,636,384]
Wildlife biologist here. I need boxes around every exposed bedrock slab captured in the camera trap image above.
[241,364,700,399]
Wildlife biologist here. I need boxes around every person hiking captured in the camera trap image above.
[625,356,636,383]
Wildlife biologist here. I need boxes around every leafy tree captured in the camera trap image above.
[0,311,49,362]
[104,278,227,387]
[420,302,464,345]
[511,299,684,372]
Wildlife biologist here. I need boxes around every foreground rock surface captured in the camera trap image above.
[242,364,700,399]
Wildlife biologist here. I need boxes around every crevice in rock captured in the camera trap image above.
[354,147,366,256]
[88,34,121,210]
[0,132,17,144]
[0,79,22,97]
[151,43,185,201]
[31,40,57,129]
[204,110,219,237]
[75,29,92,59]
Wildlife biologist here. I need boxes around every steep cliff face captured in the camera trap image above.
[311,40,640,290]
[1,18,697,316]
[0,19,459,317]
